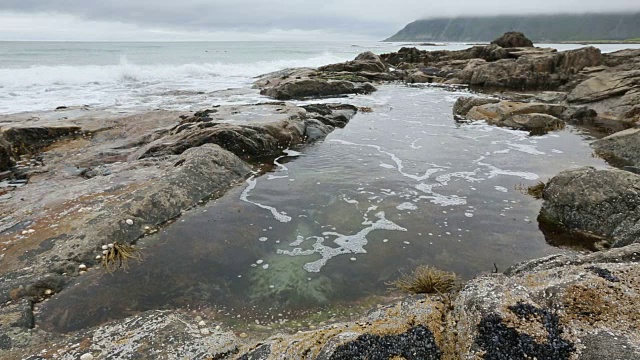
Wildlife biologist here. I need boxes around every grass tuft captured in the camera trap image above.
[358,107,374,113]
[102,242,143,273]
[389,265,458,295]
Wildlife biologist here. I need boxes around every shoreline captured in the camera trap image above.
[1,32,640,359]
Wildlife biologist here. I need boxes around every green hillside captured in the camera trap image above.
[385,13,640,42]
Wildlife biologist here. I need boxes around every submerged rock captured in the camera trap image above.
[540,167,640,248]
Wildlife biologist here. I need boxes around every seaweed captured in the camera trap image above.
[389,265,458,295]
[101,243,143,273]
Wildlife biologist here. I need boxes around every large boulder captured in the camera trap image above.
[593,128,640,167]
[491,31,534,48]
[540,167,640,248]
[457,99,566,133]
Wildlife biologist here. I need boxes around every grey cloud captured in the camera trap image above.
[1,0,639,38]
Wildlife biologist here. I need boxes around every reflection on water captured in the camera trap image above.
[38,85,610,333]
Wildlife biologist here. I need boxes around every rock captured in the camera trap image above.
[459,99,566,132]
[0,136,13,172]
[490,31,534,48]
[455,47,602,90]
[262,79,376,100]
[137,104,356,159]
[568,70,640,104]
[453,243,640,359]
[540,167,640,248]
[319,53,387,73]
[80,353,94,360]
[453,96,500,117]
[238,296,445,360]
[593,128,640,167]
[23,310,238,359]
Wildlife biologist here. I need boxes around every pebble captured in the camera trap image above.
[144,226,150,230]
[44,289,53,295]
[102,250,109,255]
[198,320,206,327]
[95,255,102,260]
[78,264,87,270]
[108,243,114,248]
[239,333,248,338]
[125,219,134,225]
[256,260,264,265]
[79,271,86,275]
[80,354,94,360]
[200,328,210,335]
[101,245,108,250]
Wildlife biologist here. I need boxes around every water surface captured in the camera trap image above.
[38,85,610,333]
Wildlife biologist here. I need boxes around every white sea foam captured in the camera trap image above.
[240,177,292,223]
[278,211,407,273]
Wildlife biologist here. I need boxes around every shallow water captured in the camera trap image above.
[39,85,610,333]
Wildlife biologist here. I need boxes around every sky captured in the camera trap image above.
[0,0,639,41]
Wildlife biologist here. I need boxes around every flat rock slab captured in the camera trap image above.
[28,310,238,360]
[593,128,640,167]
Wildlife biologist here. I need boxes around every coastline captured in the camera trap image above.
[1,33,640,359]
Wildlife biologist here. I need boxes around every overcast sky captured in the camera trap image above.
[1,0,639,41]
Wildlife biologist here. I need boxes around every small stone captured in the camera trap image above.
[79,264,87,270]
[144,226,150,230]
[95,255,102,260]
[215,325,221,330]
[239,333,248,338]
[200,328,210,335]
[101,245,109,250]
[198,320,206,327]
[125,219,134,225]
[102,250,109,255]
[108,243,114,248]
[79,271,86,275]
[80,354,94,360]
[256,260,264,265]
[44,289,53,295]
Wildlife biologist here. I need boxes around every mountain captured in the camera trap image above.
[384,13,640,42]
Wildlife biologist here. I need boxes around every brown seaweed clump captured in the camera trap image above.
[102,242,143,273]
[390,266,458,295]
[527,182,546,199]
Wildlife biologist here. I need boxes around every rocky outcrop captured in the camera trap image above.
[491,31,534,48]
[568,70,640,104]
[593,128,640,167]
[0,125,80,172]
[256,65,377,100]
[540,167,640,248]
[136,103,357,159]
[454,97,566,133]
[454,46,602,90]
[319,51,387,73]
[237,244,640,359]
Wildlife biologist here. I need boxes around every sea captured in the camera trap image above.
[2,41,639,115]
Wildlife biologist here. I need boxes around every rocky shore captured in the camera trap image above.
[2,32,640,359]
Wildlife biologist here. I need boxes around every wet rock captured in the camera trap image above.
[454,243,640,359]
[593,128,640,167]
[456,99,566,132]
[540,167,640,248]
[453,96,500,118]
[25,310,238,359]
[263,78,376,100]
[490,31,534,48]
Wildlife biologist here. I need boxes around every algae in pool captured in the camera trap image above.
[37,86,610,333]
